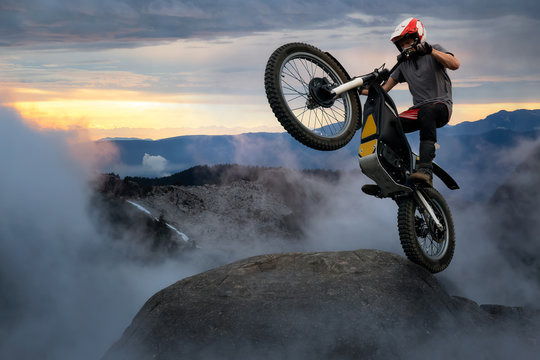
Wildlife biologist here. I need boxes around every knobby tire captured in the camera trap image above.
[397,187,455,273]
[264,43,361,150]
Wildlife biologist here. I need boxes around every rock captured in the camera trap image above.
[88,194,195,262]
[103,250,539,360]
[131,170,329,251]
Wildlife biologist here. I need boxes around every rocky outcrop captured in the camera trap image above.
[127,168,334,252]
[103,250,539,360]
[89,193,195,262]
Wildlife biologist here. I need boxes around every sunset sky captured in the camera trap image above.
[1,0,539,140]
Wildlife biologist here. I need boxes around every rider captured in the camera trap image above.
[362,17,460,194]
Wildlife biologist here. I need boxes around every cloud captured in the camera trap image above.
[146,0,211,18]
[300,171,402,254]
[1,100,537,359]
[1,1,539,140]
[0,105,201,359]
[438,200,540,307]
[1,0,538,48]
[346,12,382,24]
[0,106,110,358]
[142,153,169,174]
[297,163,540,308]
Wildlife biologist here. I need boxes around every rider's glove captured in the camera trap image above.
[397,49,414,62]
[415,42,433,56]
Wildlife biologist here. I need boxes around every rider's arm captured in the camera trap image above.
[431,49,460,70]
[360,76,398,96]
[382,77,398,92]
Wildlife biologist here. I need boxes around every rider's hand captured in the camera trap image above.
[415,42,433,56]
[397,48,414,62]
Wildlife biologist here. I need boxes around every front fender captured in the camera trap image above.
[433,162,459,190]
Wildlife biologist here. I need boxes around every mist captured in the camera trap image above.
[1,101,538,359]
[0,106,208,359]
[295,143,540,308]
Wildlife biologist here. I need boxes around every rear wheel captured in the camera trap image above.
[264,42,361,150]
[397,187,455,273]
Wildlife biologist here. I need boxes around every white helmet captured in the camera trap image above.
[390,17,426,50]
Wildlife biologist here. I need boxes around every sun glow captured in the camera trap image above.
[9,99,185,129]
[5,86,279,139]
[4,84,539,140]
[8,96,540,140]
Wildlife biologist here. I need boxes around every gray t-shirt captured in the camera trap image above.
[390,44,453,116]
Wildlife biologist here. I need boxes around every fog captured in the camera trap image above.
[0,107,207,359]
[298,146,540,307]
[1,103,538,359]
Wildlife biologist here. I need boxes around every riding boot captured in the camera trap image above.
[410,140,435,187]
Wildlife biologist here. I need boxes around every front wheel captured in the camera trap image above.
[264,43,361,151]
[397,187,455,273]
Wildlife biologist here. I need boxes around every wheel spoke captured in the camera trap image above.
[283,65,308,89]
[284,93,307,102]
[290,60,310,92]
[295,106,310,121]
[281,79,304,95]
[290,104,308,112]
[313,110,326,131]
[328,106,345,124]
[299,58,315,79]
[276,51,355,139]
[320,109,341,135]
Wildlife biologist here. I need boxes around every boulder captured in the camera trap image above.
[103,250,539,359]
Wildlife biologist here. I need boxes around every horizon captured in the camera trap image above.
[1,1,539,140]
[95,108,540,142]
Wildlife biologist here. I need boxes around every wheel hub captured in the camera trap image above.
[429,220,446,243]
[308,77,336,108]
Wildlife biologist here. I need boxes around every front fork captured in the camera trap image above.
[413,189,443,232]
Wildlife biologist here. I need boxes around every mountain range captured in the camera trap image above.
[441,109,540,135]
[99,109,540,201]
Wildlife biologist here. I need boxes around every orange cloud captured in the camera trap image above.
[3,85,278,139]
[4,83,539,140]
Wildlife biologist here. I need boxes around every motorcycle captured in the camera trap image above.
[264,42,458,273]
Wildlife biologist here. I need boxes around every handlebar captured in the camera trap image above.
[327,48,411,99]
[330,47,409,98]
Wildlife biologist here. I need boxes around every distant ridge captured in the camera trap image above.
[98,109,540,144]
[441,109,540,135]
[97,109,540,201]
[125,164,342,187]
[97,137,153,142]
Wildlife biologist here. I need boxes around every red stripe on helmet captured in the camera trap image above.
[391,18,420,43]
[403,19,418,37]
